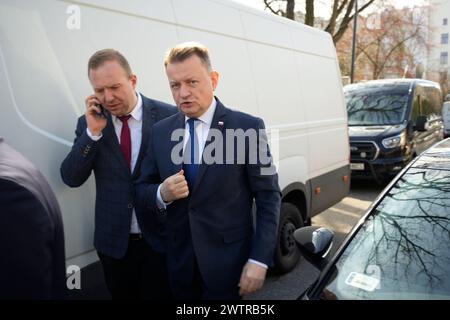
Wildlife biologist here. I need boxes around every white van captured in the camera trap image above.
[0,0,349,292]
[443,102,450,138]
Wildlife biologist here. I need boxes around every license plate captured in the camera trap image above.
[350,163,364,171]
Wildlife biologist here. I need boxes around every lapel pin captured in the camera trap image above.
[218,121,224,127]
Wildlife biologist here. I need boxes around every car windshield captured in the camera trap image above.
[345,90,409,126]
[321,167,450,299]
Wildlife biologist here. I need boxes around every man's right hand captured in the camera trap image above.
[85,95,107,136]
[160,170,189,202]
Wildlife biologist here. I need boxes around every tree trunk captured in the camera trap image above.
[285,0,295,20]
[305,0,314,26]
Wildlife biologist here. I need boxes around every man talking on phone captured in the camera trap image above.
[60,49,177,299]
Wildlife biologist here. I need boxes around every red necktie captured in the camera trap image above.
[118,115,132,169]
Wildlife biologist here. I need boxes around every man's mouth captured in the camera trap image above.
[106,103,120,110]
[180,102,193,108]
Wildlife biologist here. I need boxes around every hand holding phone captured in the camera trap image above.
[96,104,108,118]
[85,95,108,136]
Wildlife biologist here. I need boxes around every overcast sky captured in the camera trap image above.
[233,0,430,17]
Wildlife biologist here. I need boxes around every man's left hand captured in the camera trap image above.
[238,262,267,296]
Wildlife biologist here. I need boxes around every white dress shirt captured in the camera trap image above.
[87,92,143,234]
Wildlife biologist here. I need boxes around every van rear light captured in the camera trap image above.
[343,175,349,183]
[315,187,321,195]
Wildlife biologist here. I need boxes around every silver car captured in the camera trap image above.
[297,138,450,299]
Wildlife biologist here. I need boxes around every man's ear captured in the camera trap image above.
[211,71,219,91]
[130,74,137,89]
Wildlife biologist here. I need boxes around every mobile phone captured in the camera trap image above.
[96,104,108,118]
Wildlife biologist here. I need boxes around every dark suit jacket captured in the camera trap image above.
[60,94,177,258]
[135,98,281,297]
[0,138,66,299]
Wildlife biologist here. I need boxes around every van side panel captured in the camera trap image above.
[310,165,350,216]
[0,0,180,269]
[0,0,350,275]
[296,54,348,178]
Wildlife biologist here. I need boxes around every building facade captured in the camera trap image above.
[427,0,450,95]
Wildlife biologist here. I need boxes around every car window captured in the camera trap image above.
[320,167,450,299]
[421,86,440,118]
[346,91,409,126]
[412,92,421,123]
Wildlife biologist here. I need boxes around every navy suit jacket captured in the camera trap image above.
[0,138,66,299]
[60,94,177,258]
[135,98,281,296]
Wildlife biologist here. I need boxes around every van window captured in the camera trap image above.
[433,87,443,113]
[346,90,409,126]
[421,86,442,117]
[421,91,433,117]
[412,92,421,123]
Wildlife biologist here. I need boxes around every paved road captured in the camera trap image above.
[246,180,384,300]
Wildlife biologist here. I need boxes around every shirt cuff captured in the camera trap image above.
[248,259,268,269]
[156,184,172,210]
[86,127,103,141]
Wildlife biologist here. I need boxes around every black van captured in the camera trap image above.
[345,79,444,183]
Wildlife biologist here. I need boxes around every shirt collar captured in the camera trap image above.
[113,91,143,122]
[185,97,217,126]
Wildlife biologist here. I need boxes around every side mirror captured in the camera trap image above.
[294,226,334,270]
[415,115,428,132]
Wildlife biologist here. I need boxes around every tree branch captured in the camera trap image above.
[263,0,283,16]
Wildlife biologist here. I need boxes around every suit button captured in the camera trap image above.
[127,203,133,209]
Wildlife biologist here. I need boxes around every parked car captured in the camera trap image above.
[296,138,450,299]
[345,79,444,184]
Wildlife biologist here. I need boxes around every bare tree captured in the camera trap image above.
[263,0,376,44]
[336,4,430,81]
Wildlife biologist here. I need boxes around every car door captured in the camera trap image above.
[422,86,444,149]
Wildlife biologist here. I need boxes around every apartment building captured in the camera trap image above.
[427,0,450,94]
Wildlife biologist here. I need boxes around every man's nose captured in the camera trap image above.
[179,84,191,99]
[104,89,114,103]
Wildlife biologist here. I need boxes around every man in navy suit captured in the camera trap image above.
[0,137,66,299]
[135,42,281,299]
[60,49,177,299]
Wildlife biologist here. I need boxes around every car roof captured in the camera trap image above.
[344,78,439,93]
[412,138,450,170]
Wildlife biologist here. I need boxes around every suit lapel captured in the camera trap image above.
[132,96,156,179]
[191,100,227,194]
[169,112,186,175]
